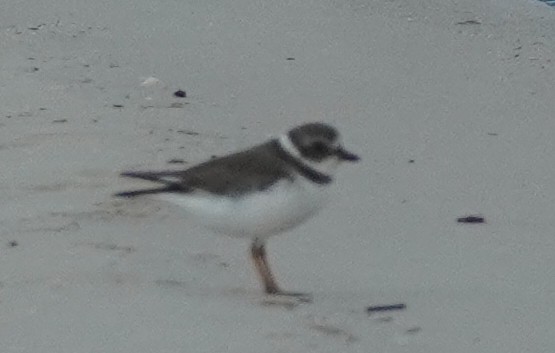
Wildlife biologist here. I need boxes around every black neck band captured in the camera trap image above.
[273,140,332,185]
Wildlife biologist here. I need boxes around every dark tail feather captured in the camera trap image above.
[120,171,179,183]
[113,187,173,198]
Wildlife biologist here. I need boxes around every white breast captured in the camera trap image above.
[157,177,331,239]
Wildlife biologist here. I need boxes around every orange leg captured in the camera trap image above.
[250,240,281,294]
[250,239,311,300]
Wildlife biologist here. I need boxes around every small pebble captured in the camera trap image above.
[174,90,187,98]
[456,19,481,25]
[406,327,422,334]
[167,159,186,164]
[367,303,406,314]
[457,216,485,224]
[176,130,199,136]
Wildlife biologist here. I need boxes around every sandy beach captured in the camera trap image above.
[1,0,555,352]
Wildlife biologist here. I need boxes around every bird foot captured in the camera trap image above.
[266,289,313,303]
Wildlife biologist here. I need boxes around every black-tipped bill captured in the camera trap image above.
[336,147,360,162]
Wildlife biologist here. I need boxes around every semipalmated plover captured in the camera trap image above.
[115,122,359,298]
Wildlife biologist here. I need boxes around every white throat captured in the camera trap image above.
[278,134,340,176]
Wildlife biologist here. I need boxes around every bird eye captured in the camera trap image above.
[311,141,328,154]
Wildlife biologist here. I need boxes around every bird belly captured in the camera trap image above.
[157,178,330,238]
